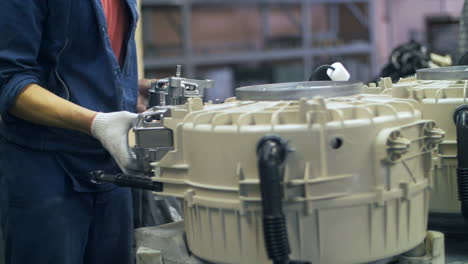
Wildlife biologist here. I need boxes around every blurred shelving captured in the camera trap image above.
[141,0,378,83]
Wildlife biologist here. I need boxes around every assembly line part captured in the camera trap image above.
[148,65,214,108]
[416,66,468,81]
[146,94,443,264]
[364,67,468,216]
[135,223,445,264]
[235,81,362,101]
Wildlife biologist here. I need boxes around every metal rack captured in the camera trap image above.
[141,0,377,80]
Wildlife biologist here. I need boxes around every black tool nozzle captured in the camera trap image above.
[90,171,163,192]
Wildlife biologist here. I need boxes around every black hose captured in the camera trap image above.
[256,136,311,264]
[308,65,334,81]
[459,51,468,65]
[453,105,468,220]
[257,136,290,264]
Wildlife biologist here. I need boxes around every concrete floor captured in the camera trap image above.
[0,235,466,264]
[0,219,467,264]
[446,234,468,264]
[429,213,468,263]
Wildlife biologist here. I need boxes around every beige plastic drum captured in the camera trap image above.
[365,70,468,214]
[149,95,443,264]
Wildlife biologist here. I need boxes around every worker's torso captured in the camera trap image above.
[1,0,139,154]
[0,0,139,192]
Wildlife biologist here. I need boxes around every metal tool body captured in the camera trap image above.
[134,66,215,172]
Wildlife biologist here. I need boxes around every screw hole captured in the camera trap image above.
[330,138,343,149]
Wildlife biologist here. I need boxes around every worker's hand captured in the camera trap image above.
[137,79,157,113]
[91,111,140,175]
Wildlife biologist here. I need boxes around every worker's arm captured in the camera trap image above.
[9,78,142,176]
[10,84,97,135]
[10,83,140,174]
[11,81,153,133]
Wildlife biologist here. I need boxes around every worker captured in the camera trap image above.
[0,0,151,263]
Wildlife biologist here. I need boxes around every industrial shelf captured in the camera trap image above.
[141,0,377,80]
[145,43,372,67]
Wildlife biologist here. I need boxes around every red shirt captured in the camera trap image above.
[101,0,130,66]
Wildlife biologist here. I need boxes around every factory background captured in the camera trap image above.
[138,0,465,101]
[1,0,467,263]
[133,1,468,262]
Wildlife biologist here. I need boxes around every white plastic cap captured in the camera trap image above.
[327,62,351,81]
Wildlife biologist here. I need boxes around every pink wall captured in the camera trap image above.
[375,0,465,67]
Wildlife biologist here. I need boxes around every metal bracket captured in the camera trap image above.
[148,65,214,108]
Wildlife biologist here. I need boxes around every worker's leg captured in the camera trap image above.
[0,141,93,264]
[0,138,5,264]
[83,187,133,264]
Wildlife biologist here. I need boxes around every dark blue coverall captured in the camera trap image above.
[0,0,140,263]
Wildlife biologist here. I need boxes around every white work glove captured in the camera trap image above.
[91,111,139,175]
